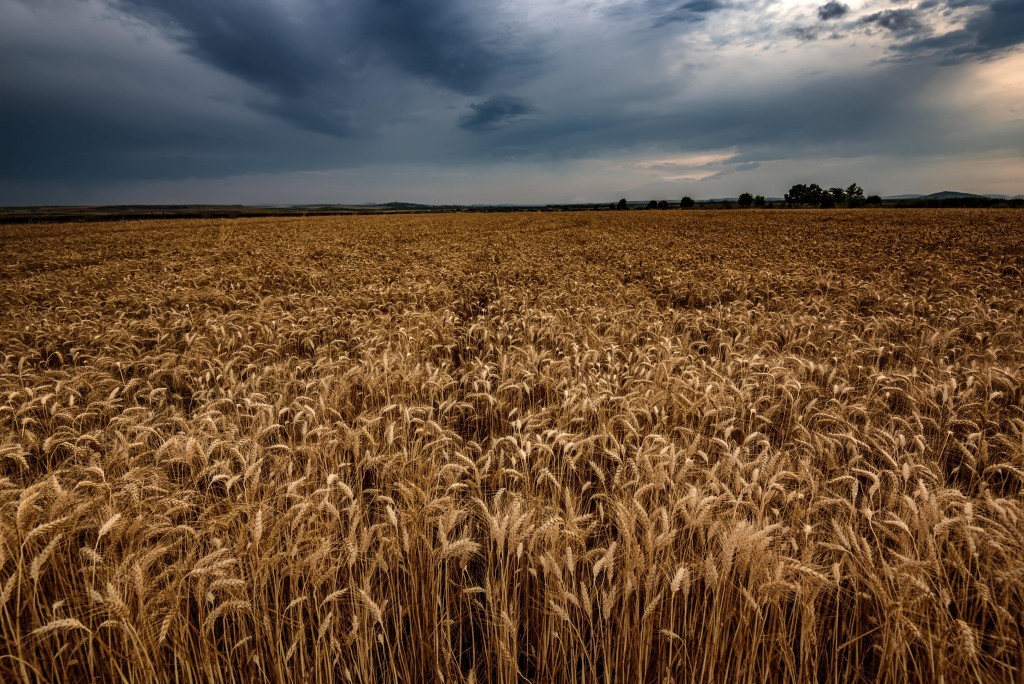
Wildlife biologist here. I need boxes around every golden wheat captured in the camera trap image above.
[1,209,1022,682]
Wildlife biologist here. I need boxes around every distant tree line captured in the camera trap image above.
[781,183,874,208]
[613,184,879,210]
[610,183,1022,211]
[614,196,699,210]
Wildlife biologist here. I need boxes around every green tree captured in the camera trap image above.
[657,200,669,210]
[828,187,846,205]
[646,200,658,209]
[617,198,628,210]
[738,192,754,208]
[680,196,695,208]
[754,195,766,207]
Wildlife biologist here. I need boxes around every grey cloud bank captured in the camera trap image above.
[1,0,1022,204]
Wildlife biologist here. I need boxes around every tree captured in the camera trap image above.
[657,200,669,210]
[783,185,798,206]
[828,187,846,205]
[785,183,825,207]
[646,200,659,209]
[846,183,865,207]
[806,184,824,205]
[617,198,628,210]
[820,194,836,209]
[738,192,754,208]
[680,196,695,208]
[865,195,883,206]
[754,195,766,207]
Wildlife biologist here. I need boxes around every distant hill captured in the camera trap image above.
[380,202,433,210]
[922,191,988,200]
[885,191,1023,201]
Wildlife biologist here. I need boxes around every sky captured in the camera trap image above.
[1,0,1022,205]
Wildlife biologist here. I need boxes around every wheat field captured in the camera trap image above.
[1,209,1023,682]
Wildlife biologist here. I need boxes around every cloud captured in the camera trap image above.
[788,1,852,41]
[0,0,316,182]
[469,60,945,166]
[653,0,728,26]
[859,9,926,35]
[787,0,1024,64]
[108,0,350,135]
[352,0,541,94]
[458,95,537,132]
[2,0,1023,202]
[608,0,731,28]
[786,25,824,41]
[109,0,541,135]
[817,2,850,21]
[630,153,761,182]
[894,0,1024,61]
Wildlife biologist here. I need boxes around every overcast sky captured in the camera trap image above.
[2,0,1022,204]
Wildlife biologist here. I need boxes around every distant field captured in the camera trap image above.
[2,210,1023,682]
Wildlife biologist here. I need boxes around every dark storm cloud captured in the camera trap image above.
[354,0,540,94]
[111,0,540,135]
[0,91,352,183]
[110,0,352,135]
[817,1,850,21]
[113,1,324,96]
[894,0,1024,61]
[458,95,536,132]
[0,0,548,185]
